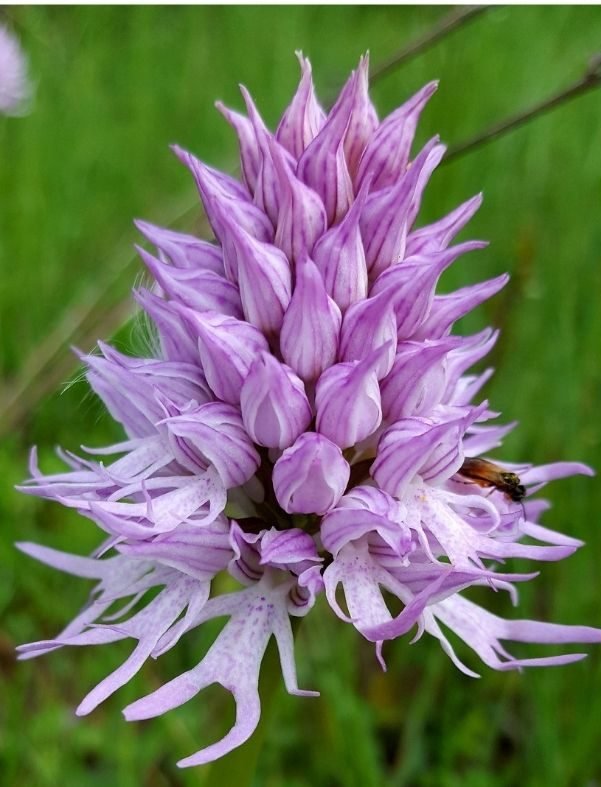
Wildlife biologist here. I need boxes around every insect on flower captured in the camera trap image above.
[458,457,526,502]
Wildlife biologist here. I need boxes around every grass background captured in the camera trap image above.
[1,5,601,786]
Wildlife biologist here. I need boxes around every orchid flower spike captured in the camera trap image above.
[17,53,599,768]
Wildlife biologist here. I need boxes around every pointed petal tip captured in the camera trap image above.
[170,144,191,166]
[15,541,35,555]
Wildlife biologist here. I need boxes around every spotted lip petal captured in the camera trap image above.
[16,53,599,769]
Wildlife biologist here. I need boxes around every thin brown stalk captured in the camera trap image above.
[444,52,601,165]
[369,6,492,86]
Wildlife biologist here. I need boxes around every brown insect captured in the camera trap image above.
[457,457,526,503]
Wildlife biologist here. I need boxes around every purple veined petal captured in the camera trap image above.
[462,422,518,456]
[359,137,442,279]
[429,594,601,672]
[315,344,391,449]
[380,338,462,422]
[446,367,495,407]
[123,574,317,767]
[335,483,404,518]
[356,81,438,193]
[240,353,312,449]
[343,54,379,179]
[371,241,488,340]
[312,176,370,312]
[269,136,327,264]
[174,145,249,201]
[372,404,485,498]
[321,488,412,560]
[173,305,269,405]
[449,368,495,407]
[133,288,199,364]
[212,213,292,336]
[338,288,397,378]
[280,255,341,382]
[163,401,260,487]
[228,521,264,585]
[442,329,499,398]
[405,193,483,257]
[137,245,243,319]
[419,403,488,484]
[259,527,322,567]
[172,145,273,254]
[239,85,295,226]
[414,274,509,340]
[406,143,446,229]
[135,219,225,275]
[273,432,350,515]
[83,346,165,440]
[117,520,233,580]
[276,51,326,159]
[215,100,262,193]
[91,341,213,408]
[297,66,355,226]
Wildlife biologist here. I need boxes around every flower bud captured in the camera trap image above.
[276,52,325,159]
[371,403,486,497]
[312,177,369,312]
[338,288,397,378]
[137,245,242,319]
[214,215,291,336]
[342,55,378,178]
[356,81,438,192]
[359,137,441,279]
[270,136,327,263]
[175,306,268,405]
[280,255,341,382]
[241,353,312,449]
[163,401,260,488]
[215,101,261,193]
[315,344,390,449]
[297,72,354,225]
[135,219,225,274]
[273,433,350,515]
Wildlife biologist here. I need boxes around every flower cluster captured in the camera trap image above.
[0,24,30,116]
[18,54,599,767]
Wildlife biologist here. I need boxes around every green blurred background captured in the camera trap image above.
[1,6,600,786]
